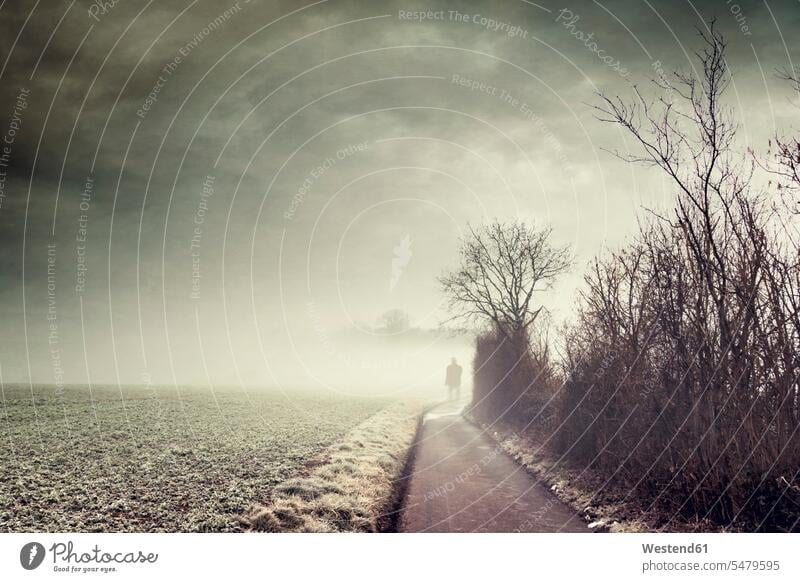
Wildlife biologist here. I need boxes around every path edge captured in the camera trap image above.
[381,402,440,532]
[462,412,651,533]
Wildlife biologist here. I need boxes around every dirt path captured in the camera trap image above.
[399,400,590,533]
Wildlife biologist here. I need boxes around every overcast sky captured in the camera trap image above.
[0,0,798,393]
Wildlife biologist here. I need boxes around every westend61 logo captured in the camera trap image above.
[19,541,158,573]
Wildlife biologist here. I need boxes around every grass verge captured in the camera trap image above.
[242,400,427,532]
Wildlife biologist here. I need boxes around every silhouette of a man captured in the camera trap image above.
[445,357,463,400]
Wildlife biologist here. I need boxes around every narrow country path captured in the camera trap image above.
[400,400,590,533]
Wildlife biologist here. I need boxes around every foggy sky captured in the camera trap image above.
[0,0,798,393]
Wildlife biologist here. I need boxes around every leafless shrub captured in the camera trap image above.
[553,23,800,531]
[765,67,800,213]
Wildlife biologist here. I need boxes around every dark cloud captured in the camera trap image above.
[0,0,797,390]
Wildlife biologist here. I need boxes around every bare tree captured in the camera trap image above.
[440,221,571,420]
[377,308,410,334]
[439,221,571,343]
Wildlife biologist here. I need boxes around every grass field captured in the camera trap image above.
[0,384,387,532]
